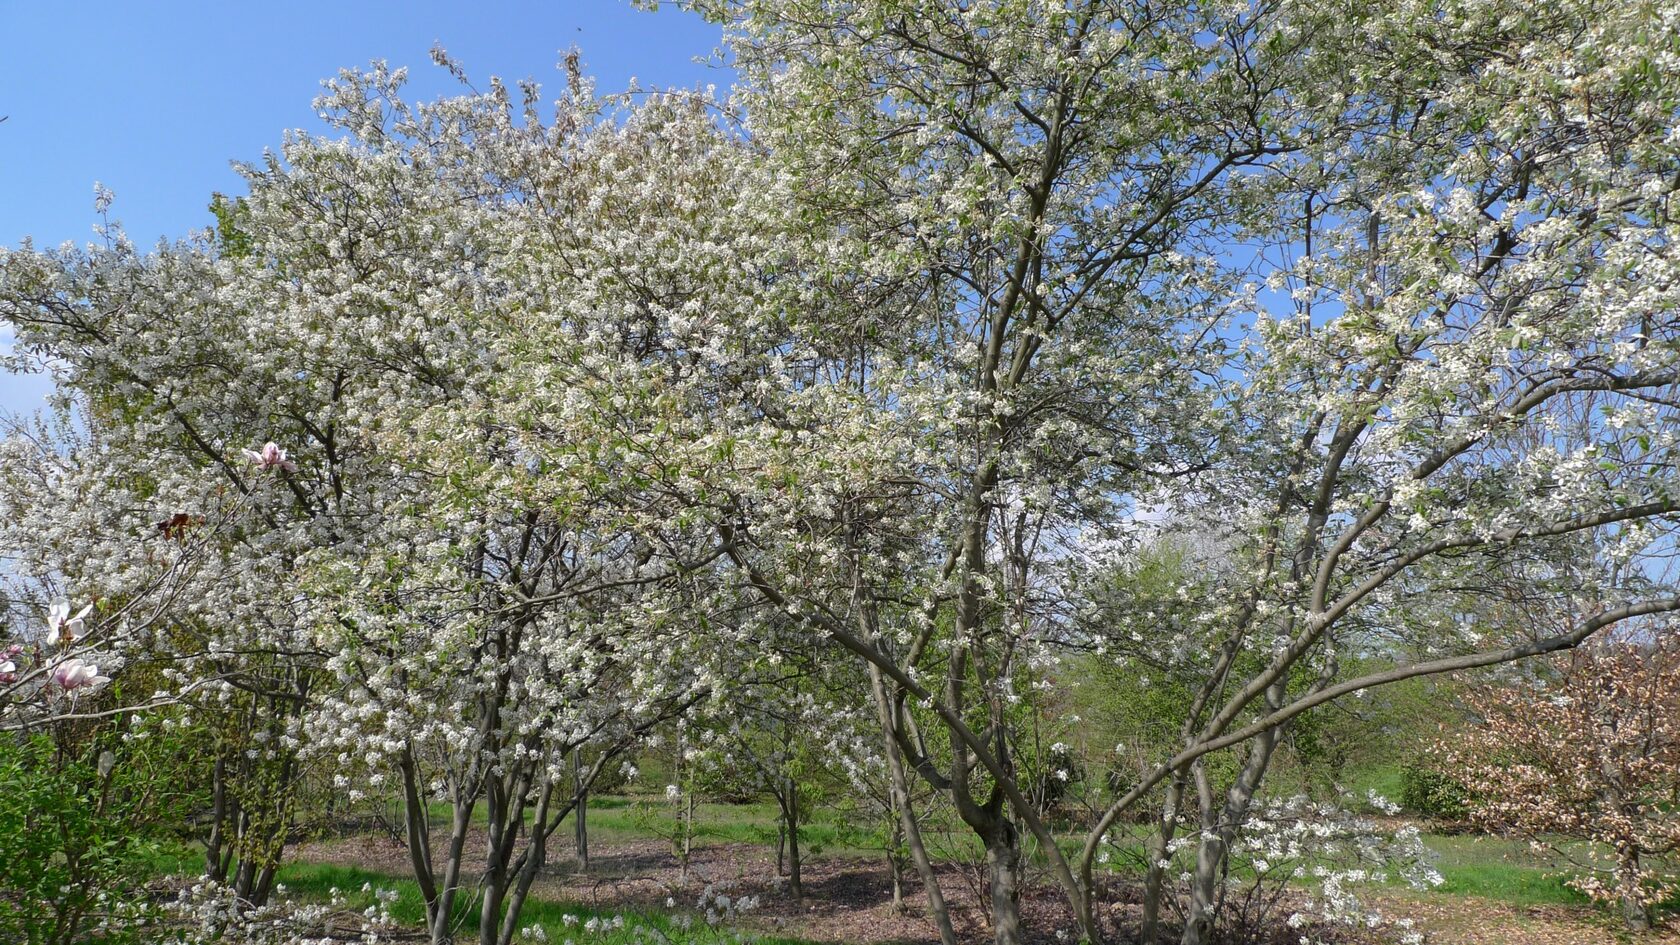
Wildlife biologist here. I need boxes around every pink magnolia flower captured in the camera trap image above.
[243,442,298,473]
[45,599,91,647]
[1,645,23,683]
[49,657,109,692]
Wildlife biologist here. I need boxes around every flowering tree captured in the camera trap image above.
[624,1,1680,942]
[0,53,743,944]
[1433,639,1680,930]
[265,60,754,945]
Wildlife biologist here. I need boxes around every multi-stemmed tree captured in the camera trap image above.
[0,56,743,945]
[625,1,1680,942]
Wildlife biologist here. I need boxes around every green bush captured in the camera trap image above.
[0,722,200,945]
[1399,763,1469,821]
[0,737,144,944]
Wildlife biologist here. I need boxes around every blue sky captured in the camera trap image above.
[0,1,727,414]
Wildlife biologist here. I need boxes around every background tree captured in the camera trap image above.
[1433,636,1680,931]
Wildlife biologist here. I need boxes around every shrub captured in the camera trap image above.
[0,734,163,945]
[1398,764,1468,822]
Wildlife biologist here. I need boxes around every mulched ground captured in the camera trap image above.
[291,830,1674,945]
[1362,889,1680,945]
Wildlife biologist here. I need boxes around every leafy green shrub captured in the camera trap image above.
[0,734,165,945]
[1399,763,1469,821]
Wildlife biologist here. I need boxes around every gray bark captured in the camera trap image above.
[869,662,959,945]
[985,819,1025,945]
[784,776,804,902]
[1141,770,1187,942]
[1181,727,1282,945]
[573,752,589,871]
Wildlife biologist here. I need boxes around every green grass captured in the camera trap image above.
[1342,764,1408,808]
[418,793,896,860]
[1416,834,1585,907]
[162,857,820,945]
[1409,833,1680,922]
[133,837,208,877]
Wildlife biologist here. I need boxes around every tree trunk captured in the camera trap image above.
[398,749,441,933]
[430,799,474,945]
[869,663,959,945]
[1619,847,1651,931]
[205,754,228,881]
[1182,725,1282,945]
[888,815,906,910]
[985,819,1026,945]
[680,787,694,887]
[1141,771,1187,943]
[1180,832,1223,945]
[233,842,256,901]
[479,801,512,945]
[252,865,278,909]
[480,876,507,945]
[497,790,556,945]
[786,778,804,902]
[573,752,590,872]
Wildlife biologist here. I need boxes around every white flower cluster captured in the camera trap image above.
[167,880,399,945]
[1217,795,1441,944]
